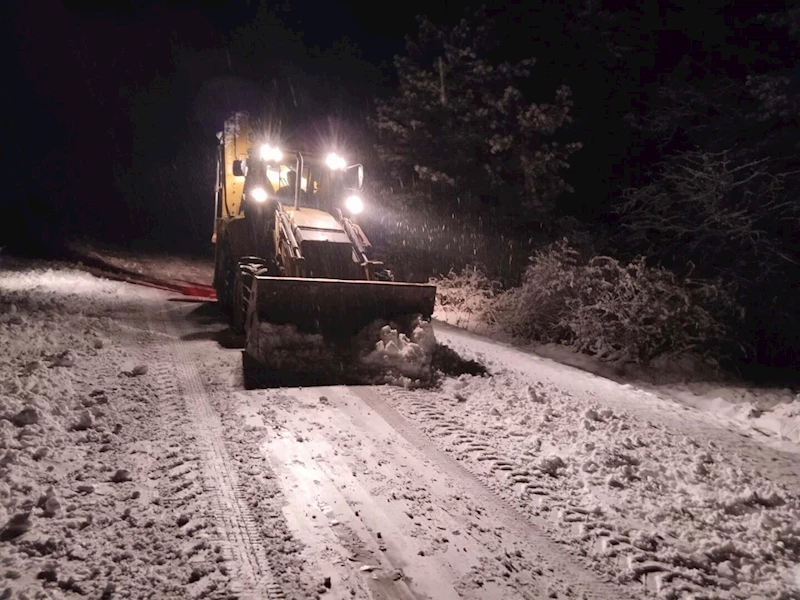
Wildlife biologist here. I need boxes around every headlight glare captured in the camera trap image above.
[345,195,363,214]
[260,145,283,162]
[326,153,347,170]
[250,187,268,203]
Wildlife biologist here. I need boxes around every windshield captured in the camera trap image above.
[260,156,354,212]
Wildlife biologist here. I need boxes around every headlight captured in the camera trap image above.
[345,195,363,214]
[250,187,268,203]
[260,145,283,162]
[326,153,347,170]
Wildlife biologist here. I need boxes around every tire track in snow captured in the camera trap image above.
[376,379,800,599]
[148,313,286,600]
[379,387,655,590]
[349,386,634,600]
[145,353,227,598]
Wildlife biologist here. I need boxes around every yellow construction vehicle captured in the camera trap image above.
[212,112,436,364]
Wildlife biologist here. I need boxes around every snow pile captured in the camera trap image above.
[664,386,800,445]
[0,260,230,598]
[0,265,136,298]
[482,331,800,449]
[758,398,800,443]
[246,315,447,387]
[0,266,126,594]
[520,342,800,449]
[356,317,438,387]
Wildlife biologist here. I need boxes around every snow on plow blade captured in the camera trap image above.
[250,275,436,338]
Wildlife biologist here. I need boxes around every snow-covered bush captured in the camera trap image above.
[564,256,738,362]
[493,240,739,363]
[619,150,800,368]
[491,240,581,343]
[430,266,502,327]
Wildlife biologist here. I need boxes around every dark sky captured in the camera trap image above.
[6,0,421,126]
[2,0,458,252]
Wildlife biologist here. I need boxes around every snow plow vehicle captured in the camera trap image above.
[212,112,436,367]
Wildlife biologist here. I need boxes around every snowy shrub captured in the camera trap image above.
[622,51,800,369]
[563,256,737,362]
[430,266,502,328]
[493,240,739,363]
[491,240,581,342]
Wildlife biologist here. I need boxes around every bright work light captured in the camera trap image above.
[345,195,363,214]
[326,153,347,170]
[250,187,268,203]
[260,145,283,162]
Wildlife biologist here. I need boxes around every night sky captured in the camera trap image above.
[0,0,638,253]
[2,0,455,253]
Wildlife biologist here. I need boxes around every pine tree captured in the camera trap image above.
[373,7,580,218]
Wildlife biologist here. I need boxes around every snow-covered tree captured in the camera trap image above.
[373,7,580,217]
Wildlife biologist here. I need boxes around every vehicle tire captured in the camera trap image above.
[217,244,236,314]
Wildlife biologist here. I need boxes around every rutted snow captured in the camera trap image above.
[376,324,800,599]
[5,257,799,600]
[0,259,232,598]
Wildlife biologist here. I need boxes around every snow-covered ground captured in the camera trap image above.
[0,259,234,598]
[384,322,800,599]
[435,308,800,448]
[67,242,215,286]
[2,256,799,600]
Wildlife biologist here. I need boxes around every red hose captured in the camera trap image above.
[78,265,217,300]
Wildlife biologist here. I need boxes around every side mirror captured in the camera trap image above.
[345,164,364,191]
[232,160,245,177]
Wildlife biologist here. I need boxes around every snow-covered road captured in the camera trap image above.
[1,259,798,600]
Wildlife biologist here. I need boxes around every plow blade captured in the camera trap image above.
[249,276,436,338]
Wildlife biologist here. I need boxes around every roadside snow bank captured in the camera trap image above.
[0,265,137,298]
[435,314,800,448]
[663,386,800,445]
[756,399,800,443]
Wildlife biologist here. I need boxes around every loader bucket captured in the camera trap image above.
[248,276,436,339]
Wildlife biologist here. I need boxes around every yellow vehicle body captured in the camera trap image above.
[219,112,251,222]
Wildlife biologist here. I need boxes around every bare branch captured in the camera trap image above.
[619,151,800,285]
